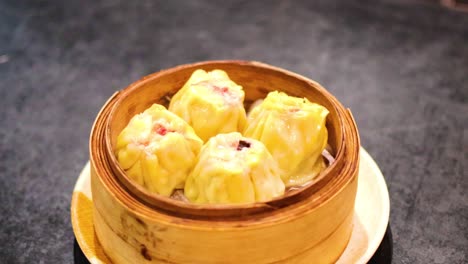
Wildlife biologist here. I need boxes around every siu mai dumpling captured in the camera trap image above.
[168,69,247,142]
[115,104,203,196]
[244,91,329,187]
[184,132,285,204]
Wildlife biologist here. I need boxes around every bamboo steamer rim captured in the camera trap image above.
[90,60,360,222]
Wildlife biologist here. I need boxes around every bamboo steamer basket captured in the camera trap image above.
[89,60,360,264]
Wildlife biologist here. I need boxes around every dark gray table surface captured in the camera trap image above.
[1,0,467,263]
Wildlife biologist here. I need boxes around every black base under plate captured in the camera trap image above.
[74,224,393,264]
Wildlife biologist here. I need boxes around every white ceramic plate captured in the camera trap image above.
[71,147,390,264]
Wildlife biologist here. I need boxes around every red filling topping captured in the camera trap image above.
[213,85,230,94]
[153,124,174,136]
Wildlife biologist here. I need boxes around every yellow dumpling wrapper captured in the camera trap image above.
[115,104,203,196]
[169,69,247,142]
[244,91,329,187]
[184,132,285,204]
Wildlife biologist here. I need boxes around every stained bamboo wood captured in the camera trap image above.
[88,61,361,263]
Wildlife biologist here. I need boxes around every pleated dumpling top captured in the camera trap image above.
[169,69,247,142]
[115,104,203,196]
[184,132,285,204]
[244,91,329,187]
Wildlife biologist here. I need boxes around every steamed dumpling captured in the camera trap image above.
[115,104,203,196]
[184,132,285,204]
[168,69,247,142]
[244,91,329,187]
